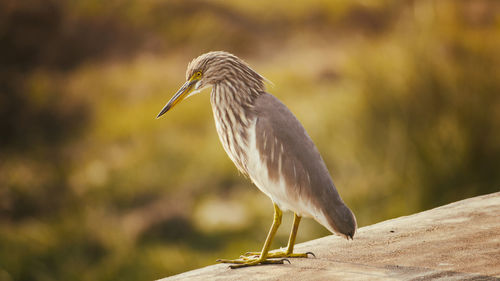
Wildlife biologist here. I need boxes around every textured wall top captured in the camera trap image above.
[160,192,500,281]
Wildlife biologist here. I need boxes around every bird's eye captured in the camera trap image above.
[195,71,202,78]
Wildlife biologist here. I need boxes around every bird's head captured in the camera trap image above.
[156,51,265,118]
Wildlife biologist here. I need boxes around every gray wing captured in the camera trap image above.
[253,93,356,237]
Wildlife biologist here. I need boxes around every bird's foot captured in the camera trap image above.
[216,256,290,269]
[240,249,316,259]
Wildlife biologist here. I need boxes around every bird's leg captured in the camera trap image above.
[273,213,315,258]
[242,213,315,259]
[216,203,290,268]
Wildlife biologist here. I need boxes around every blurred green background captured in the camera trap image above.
[1,0,499,280]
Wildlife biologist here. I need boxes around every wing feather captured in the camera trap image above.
[253,93,356,237]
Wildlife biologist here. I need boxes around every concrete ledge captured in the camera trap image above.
[160,192,500,280]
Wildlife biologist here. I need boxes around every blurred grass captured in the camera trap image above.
[1,0,499,280]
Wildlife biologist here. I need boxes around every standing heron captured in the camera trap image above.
[157,51,356,268]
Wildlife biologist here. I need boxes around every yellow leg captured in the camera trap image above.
[243,213,315,259]
[217,203,290,268]
[285,213,302,254]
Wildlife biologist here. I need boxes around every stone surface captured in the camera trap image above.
[159,192,500,280]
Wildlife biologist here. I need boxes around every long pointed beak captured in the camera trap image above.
[156,79,197,119]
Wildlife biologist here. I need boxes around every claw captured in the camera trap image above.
[306,251,316,258]
[282,258,291,264]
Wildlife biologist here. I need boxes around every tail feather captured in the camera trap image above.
[323,202,357,239]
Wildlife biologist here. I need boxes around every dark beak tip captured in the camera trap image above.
[156,105,171,119]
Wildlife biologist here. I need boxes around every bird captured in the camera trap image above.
[156,51,356,268]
